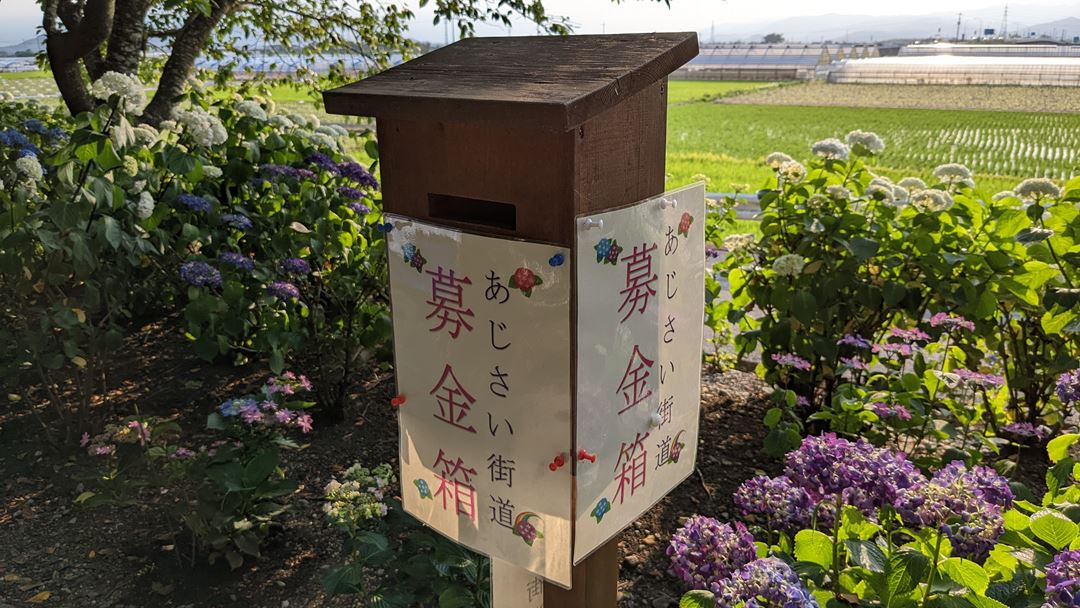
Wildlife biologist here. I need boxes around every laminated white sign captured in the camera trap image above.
[386,215,574,587]
[572,183,706,563]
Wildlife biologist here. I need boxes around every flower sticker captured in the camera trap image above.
[402,242,426,273]
[591,497,611,523]
[595,238,623,265]
[414,478,432,500]
[669,430,687,464]
[508,267,543,297]
[678,212,694,237]
[513,512,544,546]
[549,253,565,267]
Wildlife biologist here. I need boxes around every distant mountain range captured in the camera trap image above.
[703,6,1080,43]
[0,34,42,55]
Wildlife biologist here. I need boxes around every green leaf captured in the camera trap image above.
[940,558,988,595]
[844,539,887,573]
[102,216,122,249]
[1047,434,1079,463]
[437,585,474,608]
[243,449,280,486]
[764,407,783,427]
[1030,509,1078,550]
[847,236,880,261]
[795,529,834,568]
[966,593,1008,608]
[680,590,715,608]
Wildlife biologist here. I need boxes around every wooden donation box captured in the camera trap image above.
[325,33,703,606]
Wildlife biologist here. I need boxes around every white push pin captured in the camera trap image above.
[659,198,677,210]
[649,412,662,429]
[580,218,604,231]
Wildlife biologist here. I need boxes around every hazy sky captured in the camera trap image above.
[0,0,1073,45]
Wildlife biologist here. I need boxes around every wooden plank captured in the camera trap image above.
[542,538,619,608]
[324,33,698,130]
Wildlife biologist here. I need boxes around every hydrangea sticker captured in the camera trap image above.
[591,497,611,523]
[513,512,544,546]
[678,212,694,237]
[595,238,623,265]
[669,430,687,465]
[414,478,432,500]
[508,267,542,297]
[402,242,426,273]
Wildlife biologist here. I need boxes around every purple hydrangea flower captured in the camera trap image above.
[221,213,253,231]
[705,244,722,261]
[337,162,379,189]
[929,312,976,332]
[895,461,1010,561]
[771,353,812,371]
[305,152,340,173]
[734,475,812,533]
[177,193,211,213]
[889,326,931,343]
[279,257,311,276]
[338,186,364,200]
[1045,550,1080,607]
[1057,370,1080,406]
[267,281,300,300]
[349,202,371,215]
[784,433,925,518]
[219,252,255,272]
[954,368,1006,388]
[1002,422,1051,442]
[220,398,257,417]
[716,558,819,608]
[873,342,915,358]
[261,164,316,180]
[839,356,868,371]
[179,261,221,288]
[838,334,872,349]
[870,401,912,421]
[666,516,757,593]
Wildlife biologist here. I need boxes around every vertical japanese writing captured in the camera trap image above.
[618,243,658,322]
[430,364,477,433]
[613,432,649,504]
[487,453,515,487]
[433,449,478,521]
[616,345,654,414]
[426,266,474,338]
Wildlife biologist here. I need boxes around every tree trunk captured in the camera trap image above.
[102,0,154,75]
[141,1,237,126]
[44,0,115,116]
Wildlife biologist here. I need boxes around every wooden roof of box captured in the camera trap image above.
[323,32,699,131]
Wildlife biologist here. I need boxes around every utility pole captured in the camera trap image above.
[956,12,963,41]
[1001,5,1008,40]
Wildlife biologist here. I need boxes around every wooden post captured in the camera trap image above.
[324,33,698,608]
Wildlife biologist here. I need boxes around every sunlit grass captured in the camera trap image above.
[666,80,781,104]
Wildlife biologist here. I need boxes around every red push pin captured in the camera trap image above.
[549,454,566,471]
[390,394,407,408]
[577,449,596,463]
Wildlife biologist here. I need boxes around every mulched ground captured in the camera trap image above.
[0,322,775,608]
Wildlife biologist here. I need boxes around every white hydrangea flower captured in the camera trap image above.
[287,113,308,127]
[723,233,756,252]
[132,125,159,145]
[0,92,14,102]
[779,160,806,184]
[826,185,850,201]
[772,254,805,277]
[269,115,294,129]
[932,163,972,185]
[130,179,146,193]
[765,152,794,169]
[307,131,338,150]
[15,155,43,182]
[176,107,227,147]
[897,177,926,192]
[846,130,885,155]
[133,191,155,219]
[911,189,954,213]
[235,100,268,121]
[0,178,5,189]
[305,115,321,128]
[158,120,178,132]
[811,138,850,160]
[992,190,1016,202]
[1014,178,1061,201]
[866,184,895,203]
[202,165,223,179]
[90,71,146,115]
[893,185,909,201]
[122,156,139,177]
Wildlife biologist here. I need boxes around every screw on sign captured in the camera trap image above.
[323,31,701,607]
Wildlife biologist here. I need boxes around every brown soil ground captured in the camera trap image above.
[0,321,778,608]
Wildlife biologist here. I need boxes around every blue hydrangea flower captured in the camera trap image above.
[306,152,340,173]
[219,398,257,417]
[1045,550,1080,608]
[717,558,819,608]
[267,281,300,300]
[279,257,311,276]
[734,475,812,533]
[339,186,364,200]
[176,193,211,213]
[337,162,378,189]
[349,202,370,215]
[179,261,221,288]
[221,213,253,231]
[1058,370,1080,406]
[219,252,255,272]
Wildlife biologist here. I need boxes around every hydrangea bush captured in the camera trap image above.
[674,432,1080,608]
[78,373,315,568]
[709,130,1079,456]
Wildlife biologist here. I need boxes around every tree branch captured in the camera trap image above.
[102,0,155,75]
[45,0,115,115]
